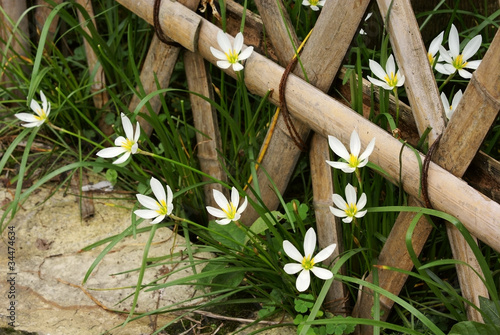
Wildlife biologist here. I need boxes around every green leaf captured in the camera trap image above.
[286,200,309,222]
[448,321,500,335]
[295,294,315,313]
[105,169,118,185]
[213,268,245,288]
[208,220,246,250]
[479,296,500,326]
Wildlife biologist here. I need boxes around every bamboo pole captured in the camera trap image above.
[0,0,29,98]
[129,0,200,137]
[76,0,112,135]
[184,50,227,207]
[34,0,62,51]
[129,36,181,136]
[115,0,500,252]
[354,0,488,329]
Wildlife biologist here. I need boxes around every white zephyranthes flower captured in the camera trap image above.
[15,91,51,128]
[134,177,173,224]
[428,31,444,66]
[367,54,405,91]
[329,183,367,223]
[96,113,140,164]
[326,130,375,173]
[359,12,373,35]
[302,0,325,11]
[283,227,336,292]
[210,31,254,72]
[435,24,482,79]
[441,90,463,120]
[206,187,248,225]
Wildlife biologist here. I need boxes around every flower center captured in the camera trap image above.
[348,153,360,168]
[156,199,169,216]
[34,109,47,121]
[225,49,239,64]
[452,54,468,70]
[121,138,135,152]
[301,255,315,270]
[345,203,358,218]
[427,53,436,66]
[309,0,319,6]
[384,71,399,88]
[222,202,237,219]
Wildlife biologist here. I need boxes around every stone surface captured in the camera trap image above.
[0,184,210,335]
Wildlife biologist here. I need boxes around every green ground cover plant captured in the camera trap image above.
[1,0,499,334]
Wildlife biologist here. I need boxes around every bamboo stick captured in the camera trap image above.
[354,0,488,329]
[115,0,500,252]
[184,50,227,207]
[76,0,112,135]
[129,36,181,136]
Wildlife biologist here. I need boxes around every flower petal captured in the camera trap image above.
[284,263,303,275]
[96,146,126,158]
[330,206,347,218]
[368,59,387,81]
[136,194,159,210]
[435,63,451,75]
[233,32,243,54]
[151,214,166,224]
[342,216,354,223]
[385,55,396,76]
[357,192,367,210]
[367,76,390,89]
[213,189,229,210]
[345,183,357,205]
[303,228,316,258]
[332,193,347,210]
[112,152,130,164]
[150,177,167,204]
[30,99,42,116]
[166,185,174,214]
[121,113,134,140]
[359,137,375,162]
[237,196,248,215]
[15,113,38,123]
[238,46,254,61]
[215,218,232,225]
[441,92,450,111]
[328,135,350,161]
[232,62,244,72]
[349,130,361,157]
[448,24,460,57]
[217,31,232,53]
[296,269,310,292]
[429,31,444,55]
[210,47,227,60]
[355,209,368,218]
[283,240,304,263]
[134,209,160,219]
[206,206,227,218]
[462,35,482,61]
[134,122,141,142]
[216,60,232,69]
[326,160,352,172]
[458,69,472,79]
[465,60,481,70]
[311,266,333,280]
[451,90,463,110]
[438,45,453,64]
[314,243,336,263]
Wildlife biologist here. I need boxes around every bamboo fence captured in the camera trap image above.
[2,0,499,333]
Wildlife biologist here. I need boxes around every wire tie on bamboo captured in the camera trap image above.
[422,133,442,209]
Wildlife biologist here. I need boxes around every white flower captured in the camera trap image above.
[206,187,248,225]
[302,0,325,11]
[210,31,254,72]
[134,177,173,224]
[329,183,367,223]
[428,31,444,66]
[435,24,482,79]
[15,91,51,128]
[326,130,375,173]
[441,90,463,120]
[283,227,336,292]
[359,12,373,35]
[96,113,140,164]
[367,54,405,91]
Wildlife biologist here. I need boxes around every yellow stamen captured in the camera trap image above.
[309,0,319,6]
[452,54,468,70]
[301,255,315,270]
[428,53,435,66]
[225,49,239,64]
[156,199,169,215]
[121,138,135,152]
[222,202,237,219]
[349,153,359,168]
[345,203,358,218]
[34,109,47,121]
[384,71,399,88]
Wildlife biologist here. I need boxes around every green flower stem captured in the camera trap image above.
[48,122,102,148]
[355,168,363,193]
[439,73,455,91]
[138,150,230,188]
[393,88,400,126]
